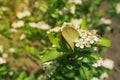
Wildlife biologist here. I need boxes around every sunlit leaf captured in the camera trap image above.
[80,18,87,29]
[61,27,79,51]
[97,37,111,47]
[90,53,99,60]
[41,48,62,63]
[25,46,40,58]
[48,32,61,48]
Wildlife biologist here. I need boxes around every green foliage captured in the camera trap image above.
[61,26,79,51]
[48,32,61,49]
[41,48,62,63]
[97,37,111,47]
[0,0,115,80]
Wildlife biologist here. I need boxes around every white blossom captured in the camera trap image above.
[91,77,99,80]
[75,39,85,48]
[1,6,9,11]
[100,18,111,25]
[29,22,38,28]
[2,53,8,58]
[92,58,103,67]
[17,10,31,19]
[102,59,114,69]
[29,21,50,30]
[74,29,100,49]
[116,3,120,14]
[9,71,14,76]
[10,28,18,33]
[70,5,76,14]
[9,48,15,53]
[12,20,25,28]
[93,47,98,51]
[68,0,83,5]
[47,27,61,34]
[0,57,6,64]
[47,22,100,49]
[100,72,108,80]
[53,27,61,32]
[71,18,82,28]
[37,21,50,30]
[20,34,26,40]
[105,26,111,32]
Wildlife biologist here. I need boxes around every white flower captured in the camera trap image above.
[92,58,103,67]
[75,39,85,48]
[116,3,120,14]
[85,42,91,48]
[71,18,82,28]
[100,72,108,80]
[47,27,61,34]
[102,59,114,69]
[93,47,98,51]
[9,48,15,53]
[75,29,100,49]
[79,44,84,48]
[37,21,50,30]
[48,22,100,49]
[29,21,50,30]
[0,45,3,53]
[29,22,37,28]
[100,18,111,25]
[1,6,8,11]
[70,5,76,14]
[9,71,14,76]
[2,53,8,58]
[0,57,6,64]
[91,77,99,80]
[20,34,26,40]
[10,28,17,33]
[53,27,61,32]
[68,0,83,5]
[105,26,111,32]
[17,10,31,19]
[12,20,25,28]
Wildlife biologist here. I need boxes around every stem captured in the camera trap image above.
[80,62,88,80]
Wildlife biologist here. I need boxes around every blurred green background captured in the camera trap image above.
[0,0,120,80]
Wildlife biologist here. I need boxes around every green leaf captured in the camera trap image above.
[25,46,40,58]
[48,32,61,48]
[97,37,111,47]
[90,53,99,60]
[41,48,62,63]
[79,65,91,79]
[80,17,87,29]
[16,71,26,80]
[61,27,79,51]
[0,22,10,31]
[64,71,75,78]
[0,66,6,71]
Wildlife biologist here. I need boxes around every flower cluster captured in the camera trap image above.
[74,29,100,49]
[29,21,50,30]
[92,58,114,69]
[0,57,6,64]
[47,27,61,34]
[47,22,100,49]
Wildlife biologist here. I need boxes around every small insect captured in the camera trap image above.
[96,31,103,37]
